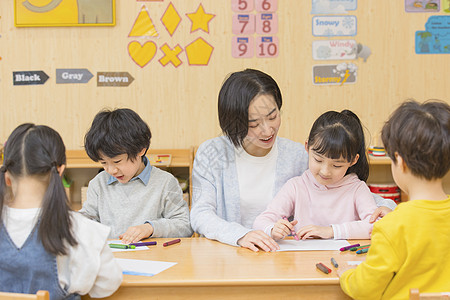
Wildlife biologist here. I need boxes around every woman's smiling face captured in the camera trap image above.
[243,94,281,157]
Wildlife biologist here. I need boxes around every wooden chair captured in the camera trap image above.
[0,290,49,300]
[410,288,450,300]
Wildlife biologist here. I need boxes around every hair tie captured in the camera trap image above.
[51,161,58,172]
[0,165,6,173]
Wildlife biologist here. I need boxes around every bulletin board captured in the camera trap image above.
[0,0,449,152]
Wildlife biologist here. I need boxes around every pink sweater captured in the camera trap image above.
[253,169,377,239]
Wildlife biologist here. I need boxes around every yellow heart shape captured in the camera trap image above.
[128,41,157,68]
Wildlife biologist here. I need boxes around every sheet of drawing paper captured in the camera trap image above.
[277,239,350,251]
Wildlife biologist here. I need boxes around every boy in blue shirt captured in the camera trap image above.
[79,108,193,243]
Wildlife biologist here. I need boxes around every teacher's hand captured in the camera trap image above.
[237,230,280,252]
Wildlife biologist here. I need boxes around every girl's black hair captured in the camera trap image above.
[218,69,282,147]
[307,110,369,181]
[0,123,77,255]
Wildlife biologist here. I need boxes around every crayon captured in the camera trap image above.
[356,248,369,254]
[109,244,136,249]
[331,257,339,268]
[350,244,371,251]
[163,238,181,247]
[129,241,157,247]
[340,243,360,251]
[316,263,332,274]
[282,216,299,241]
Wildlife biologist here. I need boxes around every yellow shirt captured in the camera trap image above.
[340,196,450,299]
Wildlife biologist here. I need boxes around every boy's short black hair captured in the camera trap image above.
[381,99,450,180]
[218,69,282,147]
[84,108,151,161]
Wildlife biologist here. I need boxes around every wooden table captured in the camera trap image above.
[82,238,368,300]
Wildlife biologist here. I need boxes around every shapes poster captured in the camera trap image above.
[416,16,450,53]
[14,0,115,27]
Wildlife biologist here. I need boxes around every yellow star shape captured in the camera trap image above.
[186,4,215,33]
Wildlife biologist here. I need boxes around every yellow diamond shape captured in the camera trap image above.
[185,38,213,65]
[161,3,181,36]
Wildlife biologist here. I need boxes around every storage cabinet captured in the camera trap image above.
[65,149,193,210]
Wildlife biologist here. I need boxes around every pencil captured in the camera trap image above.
[282,216,299,240]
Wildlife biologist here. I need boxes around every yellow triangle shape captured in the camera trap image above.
[129,5,159,37]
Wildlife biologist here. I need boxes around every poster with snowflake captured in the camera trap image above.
[312,15,356,37]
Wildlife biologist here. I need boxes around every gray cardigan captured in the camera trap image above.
[190,136,396,247]
[190,136,309,246]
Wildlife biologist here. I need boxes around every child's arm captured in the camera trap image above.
[340,224,399,299]
[253,178,298,240]
[147,176,193,238]
[78,180,100,222]
[330,183,378,239]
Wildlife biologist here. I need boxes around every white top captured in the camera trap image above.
[2,206,122,298]
[235,142,278,229]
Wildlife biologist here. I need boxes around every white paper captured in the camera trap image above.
[277,239,350,251]
[347,261,363,266]
[115,258,177,277]
[108,240,153,252]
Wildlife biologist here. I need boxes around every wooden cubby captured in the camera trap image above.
[65,148,194,210]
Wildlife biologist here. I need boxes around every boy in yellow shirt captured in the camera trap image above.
[339,99,450,299]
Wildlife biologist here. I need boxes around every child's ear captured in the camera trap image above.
[138,148,146,157]
[394,153,408,172]
[4,172,12,187]
[304,141,309,153]
[57,164,66,177]
[350,154,360,167]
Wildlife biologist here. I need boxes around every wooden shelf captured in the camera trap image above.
[65,148,194,207]
[368,155,391,165]
[66,149,193,169]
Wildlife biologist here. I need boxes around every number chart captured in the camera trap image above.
[231,0,278,58]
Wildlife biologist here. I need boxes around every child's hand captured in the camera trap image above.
[271,219,298,241]
[369,206,392,223]
[119,223,154,244]
[237,230,280,252]
[296,225,334,239]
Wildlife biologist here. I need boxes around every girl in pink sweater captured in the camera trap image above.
[253,110,378,240]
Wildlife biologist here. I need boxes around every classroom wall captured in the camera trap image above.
[1,0,449,151]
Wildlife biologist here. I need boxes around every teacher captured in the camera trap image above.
[190,69,395,252]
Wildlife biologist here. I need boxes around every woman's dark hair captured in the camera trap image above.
[84,108,152,162]
[218,69,282,147]
[0,123,77,255]
[381,99,450,180]
[307,110,369,181]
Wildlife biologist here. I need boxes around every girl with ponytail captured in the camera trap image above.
[0,124,122,299]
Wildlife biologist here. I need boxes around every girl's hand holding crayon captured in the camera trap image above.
[271,218,298,241]
[119,223,154,244]
[296,225,333,240]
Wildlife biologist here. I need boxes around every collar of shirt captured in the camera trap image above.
[107,156,152,186]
